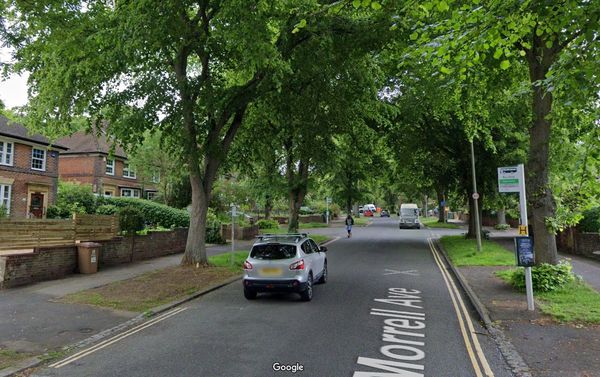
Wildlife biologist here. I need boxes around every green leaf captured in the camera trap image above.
[519,50,526,56]
[493,48,503,59]
[536,28,544,36]
[371,1,382,10]
[546,40,553,49]
[440,66,452,74]
[352,0,361,8]
[362,0,371,7]
[500,60,511,70]
[437,1,449,12]
[410,32,419,40]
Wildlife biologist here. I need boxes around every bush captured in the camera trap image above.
[97,196,190,228]
[46,205,61,219]
[508,261,575,292]
[96,204,119,216]
[56,182,97,215]
[257,219,279,229]
[119,206,145,235]
[494,223,511,231]
[578,207,600,233]
[0,205,7,219]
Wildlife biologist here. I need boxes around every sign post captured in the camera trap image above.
[230,203,236,266]
[498,164,534,311]
[326,197,331,225]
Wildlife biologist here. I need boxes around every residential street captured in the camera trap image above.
[35,218,513,377]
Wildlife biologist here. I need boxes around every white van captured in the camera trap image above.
[399,203,420,229]
[364,204,376,213]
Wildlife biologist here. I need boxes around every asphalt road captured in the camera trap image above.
[36,218,514,377]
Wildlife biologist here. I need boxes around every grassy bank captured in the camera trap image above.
[422,217,461,229]
[440,235,514,266]
[496,270,600,323]
[63,252,248,313]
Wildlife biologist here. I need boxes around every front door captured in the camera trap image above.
[30,193,44,218]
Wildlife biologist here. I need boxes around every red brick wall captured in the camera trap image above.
[557,228,600,261]
[0,142,60,218]
[0,228,189,288]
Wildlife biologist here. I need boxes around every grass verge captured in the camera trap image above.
[0,348,33,370]
[440,235,514,266]
[353,217,371,226]
[496,270,600,323]
[62,252,247,313]
[422,217,461,229]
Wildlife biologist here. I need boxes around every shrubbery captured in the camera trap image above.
[257,219,279,229]
[507,261,575,292]
[95,204,119,216]
[0,205,7,219]
[97,196,190,228]
[494,223,511,231]
[578,207,600,233]
[119,206,145,235]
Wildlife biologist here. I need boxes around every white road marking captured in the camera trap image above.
[384,269,420,276]
[321,236,341,247]
[50,307,188,368]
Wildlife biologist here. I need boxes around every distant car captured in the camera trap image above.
[242,233,327,301]
[380,209,390,217]
[363,209,374,217]
[358,206,364,214]
[364,204,377,213]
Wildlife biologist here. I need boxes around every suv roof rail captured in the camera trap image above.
[256,233,308,241]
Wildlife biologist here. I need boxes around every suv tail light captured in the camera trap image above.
[289,259,305,270]
[243,260,253,270]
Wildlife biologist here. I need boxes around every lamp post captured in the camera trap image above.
[470,140,482,252]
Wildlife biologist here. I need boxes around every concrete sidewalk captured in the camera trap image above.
[446,231,600,377]
[0,240,254,368]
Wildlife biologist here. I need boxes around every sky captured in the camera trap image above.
[0,47,29,109]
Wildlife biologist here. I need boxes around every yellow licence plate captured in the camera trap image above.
[259,267,283,277]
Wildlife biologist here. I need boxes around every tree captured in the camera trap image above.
[401,0,600,263]
[3,0,357,265]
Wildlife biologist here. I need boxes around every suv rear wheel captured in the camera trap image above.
[244,287,257,300]
[300,274,313,301]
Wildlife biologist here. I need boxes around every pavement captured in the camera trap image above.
[433,223,600,377]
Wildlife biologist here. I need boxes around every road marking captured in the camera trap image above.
[321,236,341,247]
[427,238,494,377]
[384,269,420,276]
[50,307,188,368]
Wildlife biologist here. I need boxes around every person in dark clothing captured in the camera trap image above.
[345,214,354,238]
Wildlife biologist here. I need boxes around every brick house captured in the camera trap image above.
[56,130,157,199]
[0,116,68,218]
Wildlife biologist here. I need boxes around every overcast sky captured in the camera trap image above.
[0,47,29,109]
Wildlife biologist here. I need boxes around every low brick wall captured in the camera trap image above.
[220,224,259,241]
[0,228,188,289]
[557,228,600,261]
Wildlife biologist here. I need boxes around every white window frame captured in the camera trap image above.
[123,163,136,179]
[146,191,156,200]
[151,171,160,184]
[0,184,11,214]
[120,188,140,198]
[106,159,115,175]
[0,140,14,166]
[31,147,47,171]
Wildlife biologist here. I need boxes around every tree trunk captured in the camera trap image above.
[181,172,210,266]
[497,206,506,226]
[466,192,483,239]
[288,189,305,233]
[436,189,445,223]
[526,34,559,265]
[265,195,272,220]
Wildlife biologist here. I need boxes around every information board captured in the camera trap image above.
[515,236,534,267]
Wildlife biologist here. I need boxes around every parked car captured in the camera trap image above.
[380,209,390,217]
[242,233,327,301]
[363,209,374,217]
[399,203,420,229]
[364,204,377,213]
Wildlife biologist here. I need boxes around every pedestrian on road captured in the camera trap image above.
[345,213,354,238]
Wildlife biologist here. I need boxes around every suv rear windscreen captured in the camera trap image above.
[250,244,297,260]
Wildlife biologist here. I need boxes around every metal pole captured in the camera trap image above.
[518,163,534,311]
[231,204,235,265]
[326,198,329,226]
[470,140,482,252]
[424,195,428,218]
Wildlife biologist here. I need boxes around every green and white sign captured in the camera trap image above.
[498,166,522,193]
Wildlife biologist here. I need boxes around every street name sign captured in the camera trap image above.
[498,166,522,193]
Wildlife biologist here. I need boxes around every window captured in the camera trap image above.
[301,241,314,254]
[250,244,297,260]
[0,184,11,214]
[146,191,156,200]
[0,140,14,166]
[104,191,113,197]
[106,159,115,175]
[120,188,140,198]
[123,163,136,179]
[151,171,160,184]
[31,148,46,171]
[309,240,320,253]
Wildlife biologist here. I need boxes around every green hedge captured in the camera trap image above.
[578,207,600,233]
[507,261,575,292]
[257,219,279,229]
[97,197,190,228]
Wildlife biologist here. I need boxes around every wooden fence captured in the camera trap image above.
[0,214,119,251]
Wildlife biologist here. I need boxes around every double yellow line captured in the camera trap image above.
[427,238,494,377]
[49,307,188,369]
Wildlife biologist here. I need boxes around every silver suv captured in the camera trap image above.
[242,233,328,301]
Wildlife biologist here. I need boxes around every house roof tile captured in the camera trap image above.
[0,116,69,150]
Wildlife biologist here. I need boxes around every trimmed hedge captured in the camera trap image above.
[579,207,600,233]
[97,197,190,228]
[257,219,279,229]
